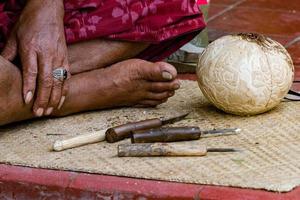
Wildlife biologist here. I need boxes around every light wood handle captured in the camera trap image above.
[118,143,207,157]
[53,129,106,151]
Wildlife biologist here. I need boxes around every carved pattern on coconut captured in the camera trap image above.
[196,34,294,116]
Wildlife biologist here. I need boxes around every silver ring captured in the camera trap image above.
[53,68,68,81]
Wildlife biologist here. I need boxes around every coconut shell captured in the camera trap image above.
[196,33,294,116]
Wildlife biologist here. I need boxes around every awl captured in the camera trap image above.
[105,112,189,143]
[52,113,189,151]
[131,127,241,143]
[118,143,240,157]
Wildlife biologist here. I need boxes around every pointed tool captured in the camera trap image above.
[105,112,190,143]
[118,143,240,157]
[52,113,189,151]
[131,127,241,143]
[284,89,300,101]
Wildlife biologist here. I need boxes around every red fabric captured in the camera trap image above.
[0,0,205,61]
[196,0,208,5]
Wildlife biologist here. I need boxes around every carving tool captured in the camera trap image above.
[118,143,240,157]
[53,129,106,151]
[105,112,189,143]
[284,89,300,101]
[131,127,241,143]
[52,112,189,151]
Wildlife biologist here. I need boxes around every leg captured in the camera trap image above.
[0,56,179,126]
[68,39,149,74]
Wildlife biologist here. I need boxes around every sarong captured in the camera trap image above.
[0,0,205,61]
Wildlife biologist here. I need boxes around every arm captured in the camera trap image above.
[1,0,70,116]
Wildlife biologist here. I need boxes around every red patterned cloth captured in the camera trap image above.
[0,0,205,61]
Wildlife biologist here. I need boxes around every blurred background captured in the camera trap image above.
[169,0,300,90]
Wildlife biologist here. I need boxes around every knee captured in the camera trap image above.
[0,57,18,95]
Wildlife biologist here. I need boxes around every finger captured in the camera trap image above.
[58,78,69,110]
[1,34,18,61]
[45,74,62,115]
[46,55,63,115]
[57,61,71,111]
[33,54,53,117]
[56,74,69,111]
[46,62,69,115]
[20,50,38,104]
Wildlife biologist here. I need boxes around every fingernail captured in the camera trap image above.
[162,71,173,80]
[174,83,180,90]
[45,107,53,116]
[25,91,33,104]
[36,108,44,117]
[58,96,66,110]
[168,92,175,97]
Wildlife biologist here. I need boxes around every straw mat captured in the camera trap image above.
[0,81,299,192]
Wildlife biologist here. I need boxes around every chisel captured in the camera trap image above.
[52,113,189,151]
[105,112,189,143]
[118,143,240,157]
[131,127,241,143]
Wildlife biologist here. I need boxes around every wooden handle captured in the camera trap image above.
[131,127,201,143]
[53,129,106,151]
[105,119,162,143]
[118,143,207,157]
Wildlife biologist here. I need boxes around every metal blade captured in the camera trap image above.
[207,148,241,152]
[201,128,241,137]
[161,112,190,125]
[288,89,300,96]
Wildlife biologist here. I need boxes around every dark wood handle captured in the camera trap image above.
[131,127,201,143]
[105,118,162,143]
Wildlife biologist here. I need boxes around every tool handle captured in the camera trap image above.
[118,143,207,157]
[53,129,106,151]
[105,118,162,143]
[131,126,201,143]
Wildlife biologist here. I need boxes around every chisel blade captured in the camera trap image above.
[207,148,241,152]
[161,112,190,125]
[201,128,241,137]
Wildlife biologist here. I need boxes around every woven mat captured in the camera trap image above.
[0,81,299,192]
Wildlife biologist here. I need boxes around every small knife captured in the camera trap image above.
[131,127,241,143]
[105,112,189,143]
[118,143,240,157]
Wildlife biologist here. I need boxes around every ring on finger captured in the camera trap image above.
[53,67,68,81]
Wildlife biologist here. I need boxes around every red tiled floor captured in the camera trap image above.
[287,40,300,65]
[208,4,228,19]
[294,65,300,81]
[207,28,293,45]
[207,7,300,42]
[207,0,300,48]
[291,82,300,91]
[239,0,300,12]
[210,0,243,6]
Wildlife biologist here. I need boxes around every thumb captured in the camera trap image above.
[1,35,17,61]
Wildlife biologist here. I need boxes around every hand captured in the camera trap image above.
[1,0,70,116]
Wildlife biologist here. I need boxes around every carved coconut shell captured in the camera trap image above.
[196,33,294,116]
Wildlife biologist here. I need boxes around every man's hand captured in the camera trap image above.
[1,0,70,116]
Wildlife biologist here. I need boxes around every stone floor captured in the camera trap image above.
[179,0,300,90]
